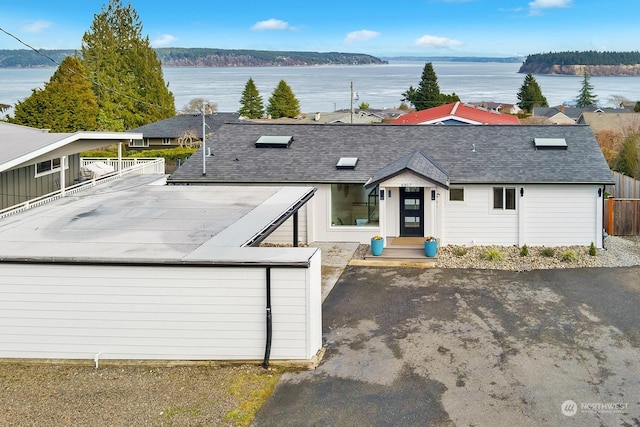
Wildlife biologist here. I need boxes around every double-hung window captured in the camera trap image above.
[493,187,516,210]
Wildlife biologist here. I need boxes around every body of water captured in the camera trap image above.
[2,61,640,115]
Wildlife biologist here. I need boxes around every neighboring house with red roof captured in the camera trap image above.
[392,102,521,125]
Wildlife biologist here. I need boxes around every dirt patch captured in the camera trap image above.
[0,363,282,427]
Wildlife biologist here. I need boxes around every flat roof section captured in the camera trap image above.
[0,175,316,265]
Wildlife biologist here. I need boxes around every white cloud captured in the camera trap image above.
[21,21,51,34]
[529,0,573,14]
[151,34,177,47]
[415,34,463,48]
[345,30,380,43]
[498,7,524,12]
[251,19,289,31]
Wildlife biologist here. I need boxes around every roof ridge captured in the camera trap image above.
[450,101,460,115]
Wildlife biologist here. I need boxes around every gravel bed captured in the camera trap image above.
[434,235,640,270]
[354,235,640,270]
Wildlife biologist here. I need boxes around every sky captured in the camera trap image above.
[0,0,638,57]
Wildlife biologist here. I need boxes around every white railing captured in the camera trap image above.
[80,157,165,174]
[0,158,165,219]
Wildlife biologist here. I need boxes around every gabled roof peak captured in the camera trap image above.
[365,149,449,189]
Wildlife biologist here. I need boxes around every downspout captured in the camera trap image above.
[262,267,273,369]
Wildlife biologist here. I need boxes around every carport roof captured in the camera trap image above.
[0,122,141,173]
[0,175,316,266]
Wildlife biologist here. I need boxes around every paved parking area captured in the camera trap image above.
[254,266,640,426]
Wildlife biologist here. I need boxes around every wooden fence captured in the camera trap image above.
[605,197,640,236]
[605,171,640,198]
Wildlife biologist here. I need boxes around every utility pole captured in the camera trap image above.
[350,81,354,124]
[202,101,206,176]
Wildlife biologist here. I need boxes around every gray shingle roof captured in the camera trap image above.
[167,123,613,185]
[128,113,241,138]
[366,150,450,189]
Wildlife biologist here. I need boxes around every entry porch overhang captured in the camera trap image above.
[364,150,450,191]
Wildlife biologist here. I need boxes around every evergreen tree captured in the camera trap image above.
[238,77,264,118]
[80,0,175,131]
[402,63,442,110]
[576,71,597,108]
[266,80,300,119]
[516,73,548,113]
[9,56,98,132]
[614,134,640,178]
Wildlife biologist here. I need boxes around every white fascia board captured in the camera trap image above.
[0,132,143,173]
[420,115,481,125]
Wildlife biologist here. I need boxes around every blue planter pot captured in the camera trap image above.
[424,240,438,257]
[371,238,384,256]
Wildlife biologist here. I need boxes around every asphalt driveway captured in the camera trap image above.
[253,266,640,426]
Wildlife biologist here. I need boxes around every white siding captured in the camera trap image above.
[443,184,602,247]
[522,185,600,247]
[0,255,322,361]
[443,185,519,246]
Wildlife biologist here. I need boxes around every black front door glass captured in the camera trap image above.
[400,187,424,236]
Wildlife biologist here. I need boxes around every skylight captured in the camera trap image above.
[255,135,293,148]
[336,157,358,169]
[534,138,567,150]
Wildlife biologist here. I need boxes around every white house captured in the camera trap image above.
[168,123,613,249]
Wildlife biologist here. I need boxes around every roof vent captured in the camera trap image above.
[534,138,567,150]
[255,135,293,148]
[336,157,358,169]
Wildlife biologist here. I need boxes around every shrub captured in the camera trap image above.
[589,242,597,256]
[520,244,529,257]
[80,147,196,161]
[130,147,197,161]
[540,247,555,258]
[561,249,577,262]
[454,246,468,257]
[484,247,504,261]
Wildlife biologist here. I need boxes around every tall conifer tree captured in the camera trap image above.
[516,73,548,113]
[9,56,98,132]
[266,80,300,119]
[238,78,264,118]
[575,71,598,108]
[81,0,175,131]
[402,63,442,111]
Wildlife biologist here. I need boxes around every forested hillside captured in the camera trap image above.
[519,51,640,75]
[0,48,386,68]
[155,48,386,66]
[0,49,71,67]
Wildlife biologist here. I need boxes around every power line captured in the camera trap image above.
[0,26,172,112]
